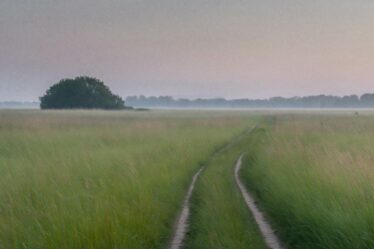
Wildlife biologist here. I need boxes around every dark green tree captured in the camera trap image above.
[40,76,125,109]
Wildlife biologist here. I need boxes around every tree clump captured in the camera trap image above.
[40,76,125,110]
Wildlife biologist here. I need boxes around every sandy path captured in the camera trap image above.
[234,155,285,249]
[167,167,204,249]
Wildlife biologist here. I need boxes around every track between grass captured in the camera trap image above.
[235,155,285,249]
[168,127,256,249]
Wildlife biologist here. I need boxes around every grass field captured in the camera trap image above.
[0,110,255,249]
[242,113,374,249]
[3,109,374,249]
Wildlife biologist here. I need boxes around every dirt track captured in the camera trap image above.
[234,155,285,249]
[167,167,204,249]
[167,128,255,249]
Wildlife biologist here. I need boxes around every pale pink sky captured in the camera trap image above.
[1,0,374,101]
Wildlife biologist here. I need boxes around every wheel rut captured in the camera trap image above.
[167,167,203,249]
[234,155,285,249]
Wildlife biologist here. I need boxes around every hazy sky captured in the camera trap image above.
[1,0,374,101]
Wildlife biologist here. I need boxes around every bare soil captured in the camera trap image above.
[234,155,285,249]
[168,167,204,249]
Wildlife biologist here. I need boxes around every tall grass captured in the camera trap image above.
[0,110,253,249]
[242,113,374,249]
[186,122,267,249]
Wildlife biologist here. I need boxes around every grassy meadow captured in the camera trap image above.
[242,112,374,249]
[0,110,255,249]
[4,109,374,249]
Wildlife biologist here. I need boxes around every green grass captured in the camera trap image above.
[0,110,256,249]
[186,124,267,249]
[8,109,373,249]
[242,113,374,249]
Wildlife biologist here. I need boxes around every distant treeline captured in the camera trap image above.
[126,94,374,108]
[0,101,39,109]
